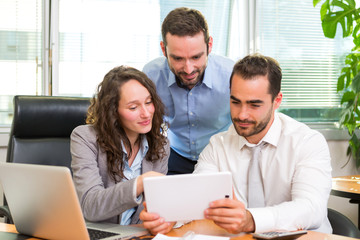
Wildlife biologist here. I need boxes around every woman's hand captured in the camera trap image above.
[136,171,164,196]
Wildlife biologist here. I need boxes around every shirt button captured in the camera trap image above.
[189,112,193,115]
[192,124,195,127]
[189,92,193,96]
[192,141,195,144]
[193,156,196,159]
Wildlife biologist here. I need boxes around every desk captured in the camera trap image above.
[331,175,360,229]
[0,220,358,240]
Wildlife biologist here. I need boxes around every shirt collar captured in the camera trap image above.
[202,66,212,89]
[167,71,176,87]
[262,112,281,147]
[139,135,149,155]
[121,135,149,157]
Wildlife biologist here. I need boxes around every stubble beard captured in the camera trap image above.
[232,107,272,138]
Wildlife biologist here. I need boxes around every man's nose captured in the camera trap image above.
[238,106,249,120]
[183,59,194,74]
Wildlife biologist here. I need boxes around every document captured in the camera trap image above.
[152,233,230,240]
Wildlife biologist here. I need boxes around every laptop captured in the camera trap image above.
[143,172,232,222]
[0,162,148,240]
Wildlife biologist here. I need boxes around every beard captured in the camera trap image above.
[232,106,273,138]
[167,58,207,89]
[174,70,203,89]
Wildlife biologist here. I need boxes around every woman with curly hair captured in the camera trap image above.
[70,66,169,225]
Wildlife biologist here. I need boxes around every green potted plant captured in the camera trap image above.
[314,0,360,167]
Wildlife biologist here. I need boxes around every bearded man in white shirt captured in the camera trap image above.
[140,53,332,234]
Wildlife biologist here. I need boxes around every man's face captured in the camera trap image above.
[230,74,282,144]
[161,32,213,90]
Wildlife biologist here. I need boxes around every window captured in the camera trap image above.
[0,0,231,127]
[0,0,353,127]
[55,0,231,97]
[0,0,43,125]
[256,0,352,122]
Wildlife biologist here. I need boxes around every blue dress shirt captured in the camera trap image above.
[143,54,234,161]
[120,136,148,225]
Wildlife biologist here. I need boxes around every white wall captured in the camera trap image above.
[328,140,360,226]
[0,132,9,223]
[0,133,359,226]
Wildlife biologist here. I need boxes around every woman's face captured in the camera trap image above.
[117,79,155,141]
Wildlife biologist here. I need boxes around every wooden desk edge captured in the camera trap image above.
[331,189,360,200]
[1,220,358,240]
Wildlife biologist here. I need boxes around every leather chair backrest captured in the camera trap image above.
[328,208,360,238]
[6,95,91,169]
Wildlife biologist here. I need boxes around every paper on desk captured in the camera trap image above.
[152,233,230,240]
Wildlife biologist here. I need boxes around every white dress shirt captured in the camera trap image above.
[194,113,332,233]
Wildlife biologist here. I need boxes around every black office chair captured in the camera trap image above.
[0,95,91,224]
[328,208,360,238]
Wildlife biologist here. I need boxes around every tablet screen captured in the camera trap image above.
[143,172,232,222]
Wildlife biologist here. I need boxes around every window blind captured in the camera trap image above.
[56,0,231,97]
[0,0,43,125]
[256,0,352,122]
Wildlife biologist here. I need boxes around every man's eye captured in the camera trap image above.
[252,104,260,108]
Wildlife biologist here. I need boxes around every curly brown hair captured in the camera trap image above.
[86,66,168,182]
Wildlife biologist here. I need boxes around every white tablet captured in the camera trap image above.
[143,172,232,222]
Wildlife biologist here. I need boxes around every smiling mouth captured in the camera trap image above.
[180,70,199,80]
[183,74,197,81]
[139,120,151,126]
[233,119,255,128]
[237,123,253,129]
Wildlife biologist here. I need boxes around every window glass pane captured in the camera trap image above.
[256,0,351,122]
[57,0,231,97]
[158,0,231,55]
[0,0,43,125]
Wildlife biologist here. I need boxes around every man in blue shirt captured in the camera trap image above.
[143,7,234,174]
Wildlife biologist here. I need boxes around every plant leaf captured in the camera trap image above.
[337,74,346,91]
[320,0,331,20]
[348,134,360,168]
[340,106,353,127]
[351,72,360,92]
[341,91,355,103]
[313,0,323,7]
[321,0,357,38]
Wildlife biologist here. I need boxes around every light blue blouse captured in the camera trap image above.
[120,136,148,225]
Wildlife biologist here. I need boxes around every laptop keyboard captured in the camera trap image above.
[88,228,120,240]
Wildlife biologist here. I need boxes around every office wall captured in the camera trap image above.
[0,132,8,210]
[0,133,359,226]
[0,133,7,223]
[327,140,359,226]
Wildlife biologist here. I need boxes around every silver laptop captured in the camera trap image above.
[144,172,232,222]
[0,162,148,240]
